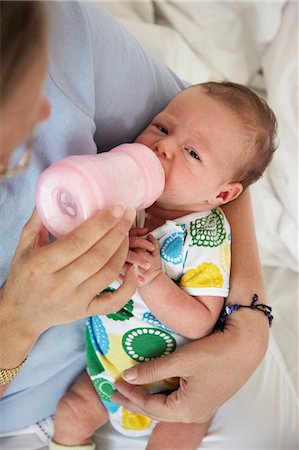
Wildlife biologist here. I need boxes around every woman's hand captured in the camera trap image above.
[1,205,137,341]
[113,309,269,423]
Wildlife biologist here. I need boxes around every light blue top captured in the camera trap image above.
[0,1,185,432]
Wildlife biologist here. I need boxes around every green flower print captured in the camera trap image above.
[190,209,226,247]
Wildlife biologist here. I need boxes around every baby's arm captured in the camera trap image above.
[139,272,223,340]
[128,233,223,340]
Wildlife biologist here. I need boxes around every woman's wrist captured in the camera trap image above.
[221,305,270,362]
[0,316,33,393]
[0,295,37,368]
[219,294,273,331]
[0,354,29,386]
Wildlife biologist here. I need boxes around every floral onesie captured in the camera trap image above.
[86,208,231,436]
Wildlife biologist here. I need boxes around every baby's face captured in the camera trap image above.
[136,87,245,213]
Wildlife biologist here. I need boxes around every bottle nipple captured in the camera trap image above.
[56,188,78,218]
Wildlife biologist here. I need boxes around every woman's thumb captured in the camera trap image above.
[18,209,48,251]
[122,351,178,385]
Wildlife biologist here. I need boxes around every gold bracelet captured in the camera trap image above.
[0,355,29,386]
[49,439,96,450]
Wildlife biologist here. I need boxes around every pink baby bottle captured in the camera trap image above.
[35,143,165,237]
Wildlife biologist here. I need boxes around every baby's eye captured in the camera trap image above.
[156,124,169,135]
[185,147,201,161]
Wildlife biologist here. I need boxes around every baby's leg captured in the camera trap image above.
[146,420,211,450]
[53,371,108,446]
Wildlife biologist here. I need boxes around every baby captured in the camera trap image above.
[50,82,277,450]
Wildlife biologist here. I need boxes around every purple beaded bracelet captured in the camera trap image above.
[218,294,273,331]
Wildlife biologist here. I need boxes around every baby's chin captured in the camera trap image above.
[148,202,196,220]
[153,197,214,215]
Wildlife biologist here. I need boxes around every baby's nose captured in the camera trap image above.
[155,139,173,158]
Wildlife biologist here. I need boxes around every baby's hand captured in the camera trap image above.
[127,227,154,271]
[131,234,162,287]
[120,229,162,287]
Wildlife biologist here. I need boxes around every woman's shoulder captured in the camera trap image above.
[45,2,186,145]
[45,1,101,118]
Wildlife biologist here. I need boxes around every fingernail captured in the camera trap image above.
[133,264,139,276]
[122,367,137,381]
[125,207,136,221]
[111,204,125,218]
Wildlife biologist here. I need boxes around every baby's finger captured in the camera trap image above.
[116,263,130,283]
[147,234,159,245]
[127,250,151,270]
[120,262,130,276]
[116,273,124,283]
[147,234,160,256]
[137,275,146,287]
[129,227,148,237]
[129,236,155,252]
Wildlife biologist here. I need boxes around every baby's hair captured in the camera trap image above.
[197,81,278,189]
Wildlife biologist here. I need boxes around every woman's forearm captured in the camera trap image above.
[222,189,267,305]
[222,188,269,360]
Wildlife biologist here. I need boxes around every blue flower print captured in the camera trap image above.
[160,231,184,265]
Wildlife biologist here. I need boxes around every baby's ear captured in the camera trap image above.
[216,182,243,205]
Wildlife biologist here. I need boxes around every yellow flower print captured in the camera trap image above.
[99,333,137,379]
[181,262,224,288]
[122,409,153,430]
[220,242,231,274]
